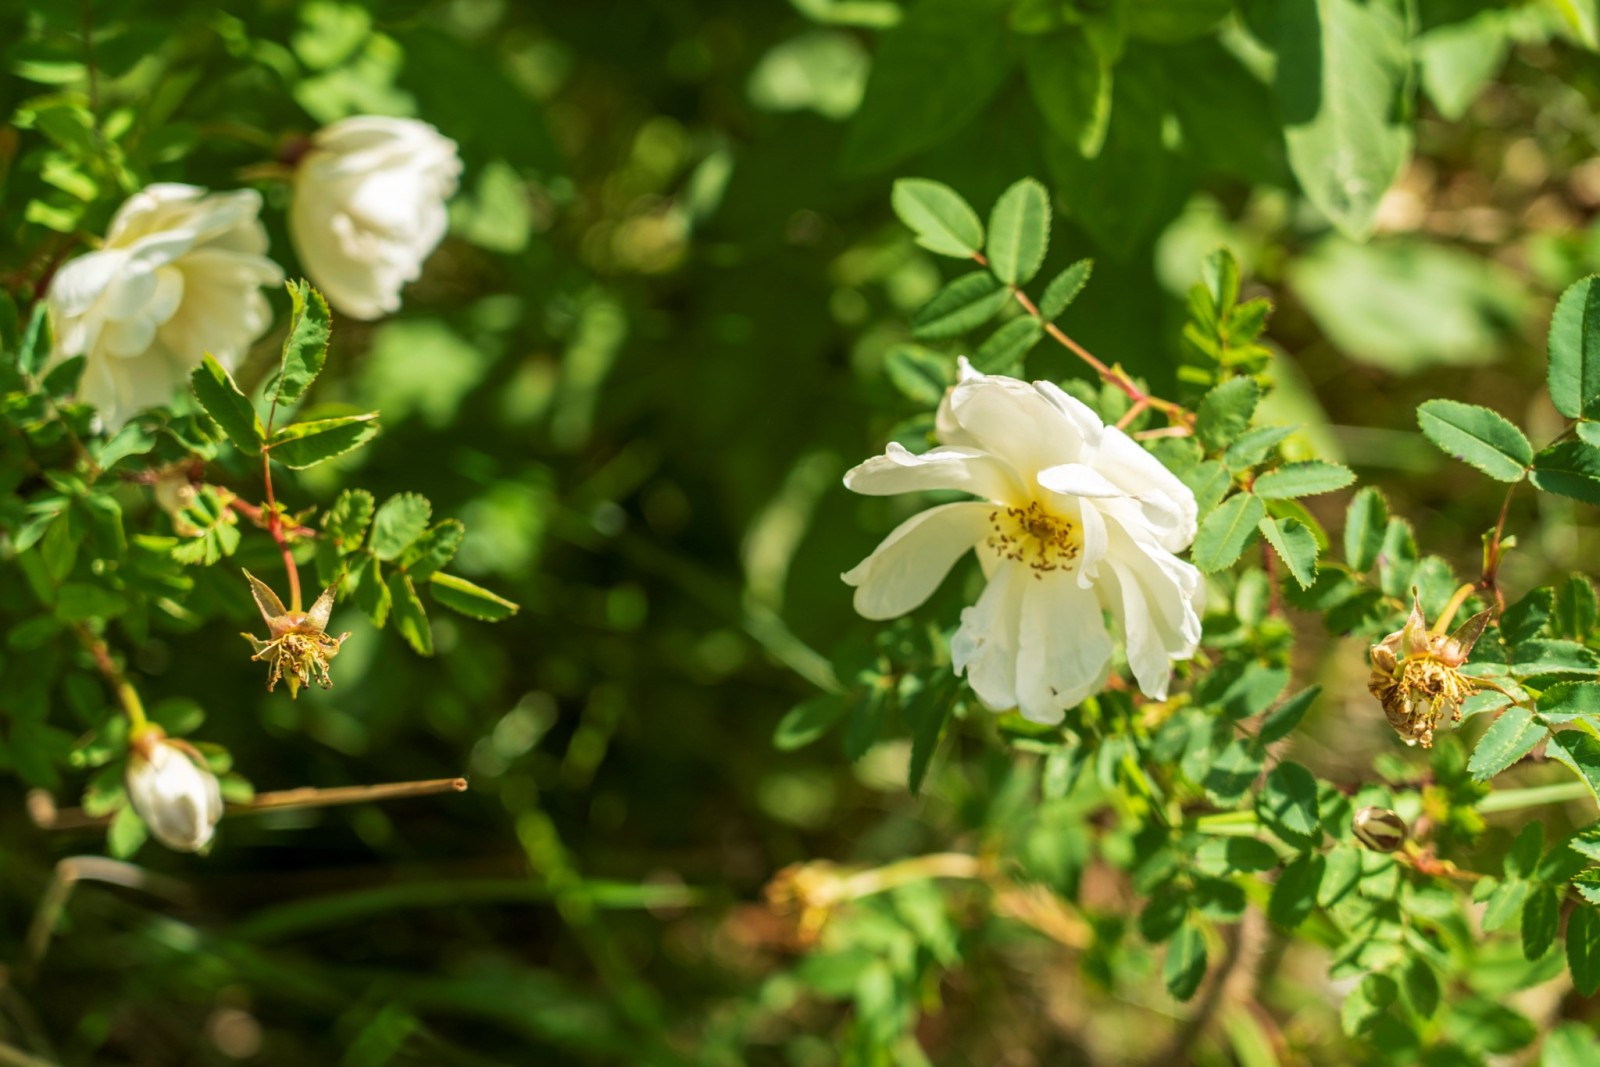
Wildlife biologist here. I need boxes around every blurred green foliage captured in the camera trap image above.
[7,0,1600,1064]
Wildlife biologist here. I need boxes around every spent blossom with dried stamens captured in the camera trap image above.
[1367,594,1492,748]
[241,569,349,698]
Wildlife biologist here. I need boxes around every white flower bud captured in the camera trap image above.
[289,116,462,320]
[125,734,224,853]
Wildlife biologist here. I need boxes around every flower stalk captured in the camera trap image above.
[72,624,146,733]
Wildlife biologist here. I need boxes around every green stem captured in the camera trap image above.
[1476,780,1592,814]
[71,625,146,732]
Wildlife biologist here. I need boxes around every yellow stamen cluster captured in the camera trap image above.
[987,501,1081,578]
[1367,595,1491,748]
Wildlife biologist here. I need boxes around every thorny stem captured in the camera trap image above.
[259,408,301,611]
[972,251,1194,430]
[70,625,146,733]
[28,778,469,832]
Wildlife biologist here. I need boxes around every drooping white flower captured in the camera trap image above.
[842,362,1204,724]
[46,184,282,429]
[125,731,224,852]
[289,116,462,320]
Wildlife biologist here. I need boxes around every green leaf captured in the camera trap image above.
[267,413,379,469]
[1203,737,1263,804]
[18,300,50,378]
[1549,275,1600,420]
[1539,682,1600,723]
[774,693,846,751]
[1258,516,1318,589]
[369,493,432,561]
[1258,761,1321,848]
[190,354,264,453]
[910,272,1012,340]
[1224,425,1297,471]
[1163,923,1207,1001]
[1530,441,1600,505]
[883,344,951,404]
[1038,259,1094,320]
[54,582,128,622]
[1195,377,1260,451]
[353,555,390,627]
[107,803,147,859]
[1481,878,1529,932]
[322,489,375,552]
[840,0,1017,174]
[387,572,433,655]
[1253,461,1356,499]
[1547,729,1600,802]
[891,178,984,258]
[1024,31,1112,158]
[970,317,1043,374]
[1275,0,1412,239]
[1268,852,1325,930]
[1343,486,1388,572]
[1546,1023,1600,1067]
[986,178,1051,286]
[1569,906,1600,996]
[1522,884,1560,960]
[905,676,953,796]
[1416,399,1532,482]
[399,520,465,582]
[1468,706,1548,781]
[1555,575,1598,639]
[274,280,332,407]
[1260,685,1321,744]
[428,572,520,621]
[1376,518,1418,598]
[1192,492,1265,572]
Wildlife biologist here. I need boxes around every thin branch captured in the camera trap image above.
[69,625,146,732]
[23,856,192,979]
[29,778,469,831]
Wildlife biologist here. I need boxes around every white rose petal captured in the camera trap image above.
[843,367,1205,724]
[45,185,282,429]
[125,737,224,853]
[290,116,462,320]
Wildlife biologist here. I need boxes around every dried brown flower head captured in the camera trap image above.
[1367,595,1492,748]
[240,570,349,699]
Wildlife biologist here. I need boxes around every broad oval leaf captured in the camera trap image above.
[911,272,1012,340]
[1549,275,1600,420]
[971,316,1043,374]
[1466,706,1548,781]
[891,178,984,258]
[1258,515,1318,589]
[1530,440,1600,504]
[1253,461,1356,499]
[369,492,433,561]
[986,177,1051,286]
[1416,398,1531,482]
[190,354,264,454]
[267,412,380,470]
[1163,923,1207,1001]
[1192,492,1265,572]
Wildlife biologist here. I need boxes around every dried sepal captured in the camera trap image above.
[240,570,350,699]
[1367,591,1487,748]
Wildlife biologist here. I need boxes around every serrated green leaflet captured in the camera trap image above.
[429,572,519,620]
[1038,259,1093,320]
[911,272,1011,340]
[1258,515,1318,588]
[267,413,379,469]
[1467,706,1547,781]
[387,571,433,655]
[971,317,1042,373]
[1253,461,1355,499]
[986,178,1050,286]
[1343,486,1388,572]
[369,493,432,561]
[1530,441,1600,504]
[190,354,264,453]
[891,178,983,258]
[1192,492,1264,572]
[274,280,332,408]
[1195,376,1259,451]
[1416,399,1531,481]
[1549,275,1600,420]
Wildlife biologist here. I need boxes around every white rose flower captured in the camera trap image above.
[842,361,1204,724]
[46,184,282,430]
[125,732,224,853]
[289,116,462,320]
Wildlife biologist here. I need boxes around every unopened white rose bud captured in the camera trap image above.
[125,731,224,853]
[289,116,462,320]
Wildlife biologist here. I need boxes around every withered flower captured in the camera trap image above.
[1367,594,1492,748]
[241,570,349,698]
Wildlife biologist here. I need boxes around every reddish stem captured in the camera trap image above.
[970,251,1194,429]
[261,449,301,612]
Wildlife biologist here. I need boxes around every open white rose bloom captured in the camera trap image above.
[290,116,462,320]
[842,364,1204,724]
[46,184,281,430]
[125,734,225,852]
